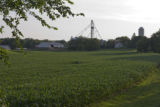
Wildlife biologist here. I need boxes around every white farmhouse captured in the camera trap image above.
[114,42,124,48]
[36,42,64,49]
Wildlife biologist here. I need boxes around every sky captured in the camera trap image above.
[1,0,160,41]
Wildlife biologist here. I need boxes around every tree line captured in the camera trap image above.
[68,29,160,53]
[68,37,101,51]
[1,29,160,53]
[0,38,66,49]
[100,29,160,53]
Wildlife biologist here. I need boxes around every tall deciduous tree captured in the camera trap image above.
[150,30,160,53]
[0,0,84,63]
[68,36,100,51]
[116,36,130,48]
[136,36,150,52]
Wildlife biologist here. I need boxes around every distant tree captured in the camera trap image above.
[129,35,144,48]
[23,38,40,49]
[116,36,130,48]
[68,36,85,50]
[136,36,150,52]
[86,38,101,51]
[150,30,160,53]
[100,40,107,48]
[0,38,16,49]
[0,38,39,49]
[68,36,100,51]
[105,39,115,49]
[0,0,84,63]
[55,40,67,47]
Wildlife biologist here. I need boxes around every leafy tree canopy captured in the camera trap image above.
[68,36,101,51]
[136,36,150,52]
[150,30,160,53]
[0,0,84,64]
[116,36,130,48]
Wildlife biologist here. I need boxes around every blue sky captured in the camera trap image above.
[1,0,160,41]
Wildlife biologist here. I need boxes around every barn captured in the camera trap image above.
[36,42,65,49]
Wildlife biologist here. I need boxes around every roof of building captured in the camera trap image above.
[36,42,64,48]
[0,45,11,50]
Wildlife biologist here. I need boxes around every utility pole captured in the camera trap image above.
[91,20,94,38]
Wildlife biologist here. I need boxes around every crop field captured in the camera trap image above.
[0,49,160,107]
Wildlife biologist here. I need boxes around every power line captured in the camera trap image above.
[76,24,90,37]
[75,20,102,39]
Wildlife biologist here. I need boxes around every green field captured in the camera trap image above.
[90,69,160,107]
[0,50,160,107]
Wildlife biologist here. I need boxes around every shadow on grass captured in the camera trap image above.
[93,50,160,63]
[109,55,160,63]
[93,52,138,56]
[103,81,160,107]
[91,72,160,107]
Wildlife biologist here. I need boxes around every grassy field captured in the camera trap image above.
[0,49,160,106]
[90,69,160,107]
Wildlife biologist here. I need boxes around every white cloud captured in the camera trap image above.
[73,0,160,23]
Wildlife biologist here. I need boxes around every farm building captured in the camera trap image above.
[36,42,65,49]
[0,45,11,50]
[114,42,124,48]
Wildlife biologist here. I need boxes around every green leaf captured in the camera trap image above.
[0,26,4,33]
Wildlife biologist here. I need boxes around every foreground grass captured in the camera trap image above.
[0,50,160,106]
[90,70,160,107]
